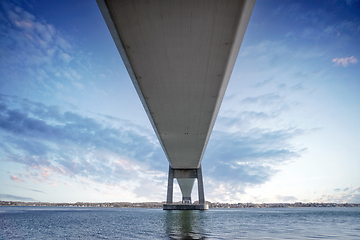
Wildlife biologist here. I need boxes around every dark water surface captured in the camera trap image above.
[1,206,360,239]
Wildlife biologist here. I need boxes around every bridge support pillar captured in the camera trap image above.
[166,165,174,204]
[163,165,208,210]
[197,166,205,204]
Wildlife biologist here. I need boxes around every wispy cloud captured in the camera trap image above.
[204,88,307,202]
[11,185,45,193]
[10,175,26,182]
[241,93,283,106]
[252,77,273,88]
[202,126,305,201]
[239,40,290,60]
[273,1,360,42]
[313,185,360,203]
[332,56,358,67]
[0,1,91,104]
[1,1,73,68]
[206,128,303,167]
[0,194,36,201]
[0,92,307,202]
[0,94,167,198]
[313,192,360,203]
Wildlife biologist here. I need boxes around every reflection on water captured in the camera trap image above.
[165,210,207,239]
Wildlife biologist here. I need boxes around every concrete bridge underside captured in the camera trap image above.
[97,0,255,209]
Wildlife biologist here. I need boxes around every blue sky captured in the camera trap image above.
[1,0,359,204]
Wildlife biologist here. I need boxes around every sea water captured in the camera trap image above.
[1,206,359,239]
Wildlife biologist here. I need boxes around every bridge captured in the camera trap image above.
[97,0,255,210]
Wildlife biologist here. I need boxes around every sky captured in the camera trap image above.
[0,0,360,204]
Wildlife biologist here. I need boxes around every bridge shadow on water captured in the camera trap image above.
[164,210,208,240]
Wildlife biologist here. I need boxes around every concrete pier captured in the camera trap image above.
[164,165,208,210]
[166,165,174,204]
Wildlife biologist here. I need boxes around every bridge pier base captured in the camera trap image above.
[163,165,209,210]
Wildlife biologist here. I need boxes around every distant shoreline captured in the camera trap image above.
[1,200,359,208]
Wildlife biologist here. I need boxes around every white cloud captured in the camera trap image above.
[10,175,26,182]
[0,1,80,98]
[0,94,168,201]
[59,52,72,63]
[239,40,290,58]
[332,56,358,67]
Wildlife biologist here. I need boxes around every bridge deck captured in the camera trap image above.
[97,0,255,203]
